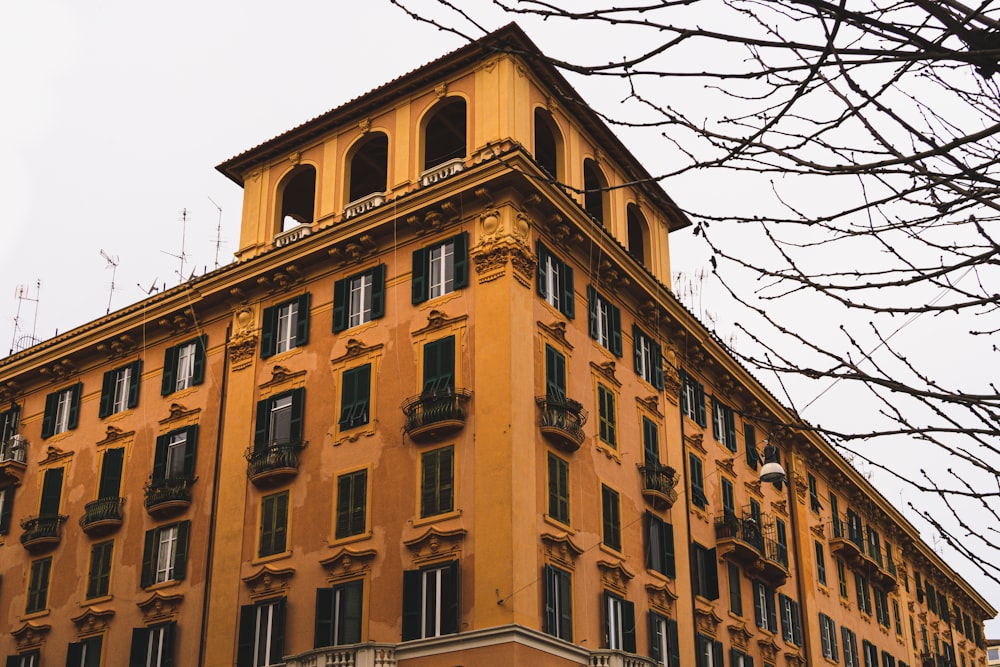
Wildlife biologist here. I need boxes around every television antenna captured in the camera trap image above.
[99,249,119,314]
[161,208,190,283]
[208,196,224,269]
[9,280,41,355]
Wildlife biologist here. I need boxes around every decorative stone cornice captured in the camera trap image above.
[96,333,139,359]
[96,425,134,447]
[0,381,21,403]
[403,526,466,566]
[597,259,631,291]
[694,599,724,636]
[11,621,51,650]
[40,446,73,466]
[158,403,201,427]
[243,565,296,601]
[662,365,681,405]
[257,265,303,292]
[758,636,782,663]
[70,607,114,636]
[728,621,756,650]
[597,559,635,594]
[158,309,198,336]
[590,360,620,387]
[716,457,735,476]
[646,581,678,614]
[332,340,384,365]
[810,523,826,538]
[636,395,662,418]
[541,532,584,570]
[406,204,460,235]
[320,547,378,583]
[259,365,307,391]
[412,310,467,338]
[227,332,258,371]
[327,235,378,268]
[136,591,184,625]
[538,320,573,349]
[784,651,807,667]
[686,432,707,454]
[38,358,77,382]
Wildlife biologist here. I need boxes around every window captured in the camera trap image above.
[87,540,114,599]
[38,466,64,516]
[753,580,778,632]
[837,558,849,598]
[587,286,622,356]
[626,204,649,266]
[583,158,608,224]
[237,598,286,667]
[646,511,675,577]
[842,627,859,667]
[680,370,706,426]
[808,473,823,512]
[41,383,81,438]
[401,561,459,640]
[534,108,561,178]
[547,453,570,525]
[261,294,311,358]
[259,492,289,558]
[422,336,455,395]
[604,592,636,651]
[721,477,736,520]
[66,636,102,667]
[867,526,882,565]
[545,344,567,400]
[314,580,363,647]
[779,594,802,645]
[536,241,575,318]
[278,165,315,230]
[253,389,305,454]
[335,469,368,540]
[815,541,827,585]
[411,232,469,304]
[820,613,839,660]
[153,425,198,483]
[0,484,15,535]
[855,573,872,615]
[543,565,573,641]
[697,633,724,667]
[129,622,176,667]
[25,557,52,613]
[633,326,664,389]
[0,403,20,448]
[161,335,206,395]
[689,454,707,509]
[874,587,891,627]
[744,423,759,469]
[862,640,878,667]
[7,651,38,667]
[423,98,466,170]
[333,265,386,332]
[597,384,617,448]
[775,518,788,567]
[420,446,454,518]
[96,447,124,501]
[711,397,736,452]
[649,612,680,667]
[140,521,190,587]
[692,544,719,600]
[728,562,743,616]
[729,648,753,667]
[830,493,841,536]
[881,651,896,667]
[601,485,622,551]
[347,132,388,202]
[99,359,142,417]
[339,364,371,430]
[642,417,660,466]
[892,599,903,635]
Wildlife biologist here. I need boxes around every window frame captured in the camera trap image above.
[711,396,737,452]
[411,232,469,304]
[679,370,706,426]
[335,468,369,540]
[547,452,570,526]
[753,579,778,632]
[66,635,103,667]
[692,543,719,600]
[140,521,191,588]
[597,384,617,449]
[153,425,198,484]
[260,294,311,358]
[601,484,622,552]
[25,557,52,614]
[161,335,207,396]
[314,579,364,648]
[333,264,386,332]
[259,491,289,558]
[536,241,575,318]
[41,383,82,438]
[649,611,680,667]
[646,511,675,578]
[100,359,142,417]
[420,446,455,518]
[543,564,573,641]
[604,591,636,652]
[128,621,176,667]
[339,364,372,430]
[587,286,622,356]
[689,453,708,509]
[86,539,114,600]
[237,598,286,667]
[632,325,664,389]
[401,560,460,640]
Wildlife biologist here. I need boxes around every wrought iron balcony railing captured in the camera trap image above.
[144,475,195,515]
[79,496,125,534]
[536,395,588,451]
[20,514,67,551]
[402,389,472,442]
[246,441,305,485]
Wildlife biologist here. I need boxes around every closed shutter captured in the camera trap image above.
[340,580,363,644]
[411,246,428,304]
[183,425,198,477]
[332,276,350,332]
[289,388,305,443]
[536,242,548,299]
[192,335,207,386]
[543,565,558,636]
[140,528,156,588]
[587,286,599,340]
[236,604,256,667]
[41,392,57,439]
[295,293,311,347]
[622,599,636,653]
[609,301,622,356]
[0,486,15,534]
[126,359,142,409]
[423,337,455,393]
[662,519,675,578]
[694,381,706,426]
[161,622,177,667]
[745,424,759,469]
[545,345,566,399]
[39,468,63,516]
[128,627,149,667]
[652,340,664,389]
[152,434,168,483]
[401,569,421,640]
[99,369,114,418]
[452,232,469,290]
[560,260,575,318]
[67,383,82,430]
[161,344,179,395]
[370,264,386,320]
[173,521,191,581]
[271,599,287,664]
[442,561,460,635]
[66,642,84,667]
[260,304,277,358]
[667,618,680,667]
[632,324,643,374]
[97,448,124,499]
[314,587,334,648]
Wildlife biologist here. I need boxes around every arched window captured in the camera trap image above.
[534,108,563,179]
[348,132,389,203]
[627,204,650,267]
[278,165,316,232]
[583,158,608,225]
[424,98,467,170]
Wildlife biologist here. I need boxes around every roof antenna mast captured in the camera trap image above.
[161,208,190,284]
[9,280,41,355]
[99,249,119,314]
[208,196,224,269]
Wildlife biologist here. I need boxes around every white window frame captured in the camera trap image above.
[652,614,669,666]
[111,365,132,413]
[165,432,187,479]
[254,601,281,667]
[428,240,456,299]
[269,395,293,445]
[348,272,374,328]
[636,332,652,383]
[421,564,449,639]
[155,525,179,584]
[275,301,299,354]
[54,388,73,435]
[141,624,169,667]
[175,342,196,391]
[595,297,611,348]
[543,253,561,311]
[606,594,624,650]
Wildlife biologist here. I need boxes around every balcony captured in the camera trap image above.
[144,476,195,517]
[761,536,790,586]
[79,496,124,536]
[0,434,27,483]
[284,642,398,667]
[715,514,766,568]
[246,441,305,487]
[590,651,657,667]
[420,157,465,187]
[829,515,866,566]
[20,514,67,552]
[536,396,588,452]
[861,551,898,590]
[638,463,678,509]
[402,389,472,443]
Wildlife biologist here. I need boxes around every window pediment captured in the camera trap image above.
[541,531,584,569]
[70,607,114,637]
[96,425,134,447]
[646,581,678,615]
[403,525,466,566]
[597,558,634,594]
[694,600,724,637]
[727,621,756,650]
[11,621,51,650]
[319,546,378,583]
[136,591,184,625]
[159,403,201,429]
[259,365,307,394]
[242,564,296,601]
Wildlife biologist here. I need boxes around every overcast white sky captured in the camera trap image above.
[2,1,996,633]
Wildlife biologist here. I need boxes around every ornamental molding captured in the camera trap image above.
[810,523,826,538]
[662,365,681,405]
[159,403,201,428]
[259,365,307,392]
[758,636,782,662]
[538,320,573,350]
[728,621,756,650]
[406,204,460,235]
[636,395,662,418]
[39,358,78,382]
[745,480,763,498]
[411,310,468,338]
[694,600,724,636]
[638,300,665,327]
[596,258,631,291]
[11,621,51,650]
[96,425,134,447]
[783,651,807,667]
[716,457,735,477]
[40,446,73,466]
[771,500,788,516]
[590,360,620,387]
[686,432,707,454]
[243,565,296,601]
[403,526,466,566]
[471,239,535,288]
[320,547,378,583]
[227,333,258,371]
[597,559,635,595]
[257,265,304,293]
[136,591,184,625]
[792,472,809,503]
[96,333,139,359]
[70,607,114,636]
[541,532,584,570]
[0,381,21,402]
[332,340,384,365]
[158,309,198,336]
[327,235,379,269]
[545,216,584,247]
[645,581,678,615]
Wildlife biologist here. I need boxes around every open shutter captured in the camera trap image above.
[254,400,269,451]
[128,628,149,667]
[41,392,57,439]
[442,560,460,635]
[706,547,719,600]
[753,582,764,628]
[39,467,63,516]
[767,588,778,631]
[587,286,599,339]
[632,324,643,374]
[745,424,759,469]
[713,640,724,667]
[650,614,663,662]
[335,475,351,538]
[622,599,636,653]
[127,359,142,409]
[67,383,82,430]
[536,242,548,299]
[609,302,622,356]
[236,604,256,667]
[162,344,179,395]
[663,520,675,578]
[289,388,305,443]
[545,346,566,399]
[695,382,706,426]
[401,569,422,640]
[192,335,207,386]
[711,398,721,440]
[411,247,428,304]
[341,580,363,644]
[99,370,114,418]
[668,618,680,667]
[173,520,191,581]
[370,264,386,320]
[561,261,575,318]
[653,341,664,389]
[98,448,125,499]
[543,565,557,636]
[314,588,334,648]
[295,293,311,347]
[161,622,177,667]
[66,642,84,667]
[0,486,15,534]
[183,425,198,477]
[439,446,454,513]
[152,434,168,483]
[452,232,468,290]
[271,598,287,663]
[725,410,737,452]
[260,304,277,358]
[140,528,156,588]
[332,276,349,332]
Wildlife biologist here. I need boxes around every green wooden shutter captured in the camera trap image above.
[632,324,643,374]
[173,521,191,581]
[711,397,721,440]
[442,560,460,635]
[712,640,724,667]
[370,264,386,320]
[667,618,680,667]
[67,383,82,430]
[561,261,575,318]
[332,276,350,332]
[183,425,198,477]
[401,569,422,640]
[725,408,737,452]
[152,434,168,482]
[99,369,114,418]
[340,580,363,644]
[161,343,179,395]
[543,565,558,636]
[39,467,63,516]
[609,302,622,356]
[192,335,207,386]
[161,622,176,667]
[707,547,719,600]
[545,345,566,399]
[271,599,286,664]
[129,628,149,667]
[254,400,270,451]
[652,341,664,389]
[66,642,84,666]
[439,446,454,513]
[97,448,124,499]
[335,474,351,539]
[41,392,57,438]
[295,293,311,347]
[662,520,675,578]
[236,605,256,667]
[536,241,548,299]
[0,486,15,534]
[423,337,455,393]
[587,286,598,340]
[350,471,367,535]
[679,370,689,417]
[126,359,142,409]
[411,247,428,304]
[622,599,636,653]
[314,587,334,648]
[141,528,155,588]
[694,381,706,426]
[260,304,277,358]
[289,388,305,442]
[272,493,289,553]
[422,340,440,393]
[452,232,469,290]
[643,417,659,465]
[745,424,759,469]
[650,613,663,662]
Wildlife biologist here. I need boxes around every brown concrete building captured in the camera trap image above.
[0,23,993,667]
